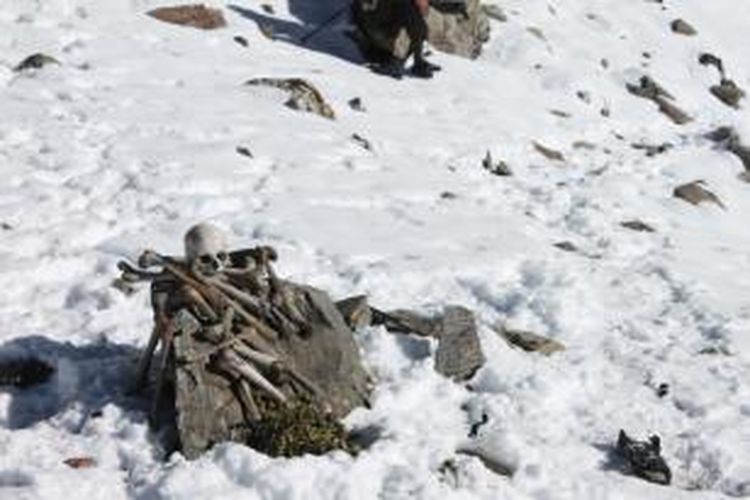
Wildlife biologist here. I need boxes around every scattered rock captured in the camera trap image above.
[482,150,512,176]
[673,180,725,209]
[631,141,673,157]
[553,241,577,253]
[0,357,54,388]
[710,79,745,109]
[352,133,372,151]
[63,457,96,469]
[348,97,366,112]
[14,53,59,72]
[147,4,227,30]
[245,78,336,119]
[533,142,565,162]
[440,191,458,200]
[705,126,750,172]
[494,324,565,355]
[371,307,440,338]
[260,3,275,14]
[1,222,12,231]
[468,412,489,438]
[620,220,656,233]
[353,0,490,61]
[526,26,546,41]
[656,383,669,398]
[233,35,249,47]
[572,140,596,150]
[549,109,571,118]
[670,19,696,36]
[435,306,485,381]
[699,52,726,78]
[626,76,692,125]
[236,146,254,158]
[615,430,671,485]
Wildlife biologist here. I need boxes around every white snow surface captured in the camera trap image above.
[1,0,749,498]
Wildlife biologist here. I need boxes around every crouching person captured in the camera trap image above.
[352,0,442,79]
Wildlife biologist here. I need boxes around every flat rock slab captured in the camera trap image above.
[673,180,725,209]
[434,306,485,381]
[148,4,226,30]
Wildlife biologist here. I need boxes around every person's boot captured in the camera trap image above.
[411,55,441,79]
[371,57,406,80]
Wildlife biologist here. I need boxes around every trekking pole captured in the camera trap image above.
[299,5,349,44]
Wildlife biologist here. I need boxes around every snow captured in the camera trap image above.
[1,0,749,498]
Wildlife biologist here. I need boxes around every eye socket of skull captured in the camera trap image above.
[198,254,220,270]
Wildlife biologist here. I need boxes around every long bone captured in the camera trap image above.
[132,291,168,392]
[215,348,287,404]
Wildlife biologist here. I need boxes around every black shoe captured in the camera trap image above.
[371,58,405,80]
[411,59,440,79]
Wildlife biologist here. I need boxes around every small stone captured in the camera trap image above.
[673,180,725,209]
[620,220,656,233]
[494,325,565,355]
[236,146,254,158]
[233,35,249,47]
[63,457,96,469]
[440,191,458,200]
[671,19,697,36]
[260,3,274,14]
[710,79,745,109]
[147,4,227,30]
[351,133,372,151]
[348,97,366,112]
[553,241,577,252]
[533,142,565,162]
[14,53,59,72]
[482,151,512,176]
[656,383,669,398]
[626,76,692,125]
[1,222,12,230]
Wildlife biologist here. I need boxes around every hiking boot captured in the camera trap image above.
[371,58,406,80]
[411,58,441,79]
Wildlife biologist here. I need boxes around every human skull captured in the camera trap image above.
[184,223,230,277]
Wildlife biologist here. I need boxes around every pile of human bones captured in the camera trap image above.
[117,223,372,458]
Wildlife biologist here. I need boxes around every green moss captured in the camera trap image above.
[236,400,351,457]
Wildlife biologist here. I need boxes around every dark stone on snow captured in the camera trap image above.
[434,306,484,381]
[616,430,672,485]
[673,180,725,209]
[14,53,59,72]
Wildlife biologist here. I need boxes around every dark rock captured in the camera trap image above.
[620,220,656,233]
[710,80,745,109]
[147,4,227,30]
[656,383,669,398]
[260,4,274,14]
[352,133,373,151]
[14,53,59,72]
[233,35,249,47]
[482,151,512,176]
[673,180,725,209]
[631,142,673,157]
[348,97,366,112]
[616,430,671,485]
[336,295,372,331]
[670,19,697,36]
[626,76,692,125]
[236,146,254,158]
[553,241,578,253]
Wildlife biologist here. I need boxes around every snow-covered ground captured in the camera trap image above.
[1,0,749,498]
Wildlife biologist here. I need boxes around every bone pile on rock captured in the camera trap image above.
[118,223,371,458]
